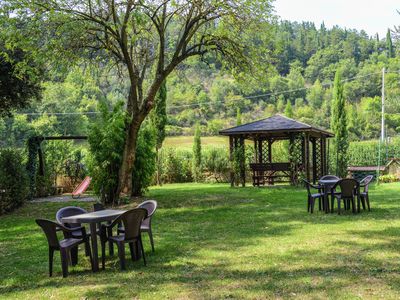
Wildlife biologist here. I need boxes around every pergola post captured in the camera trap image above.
[268,139,272,163]
[304,133,310,181]
[239,137,246,187]
[229,136,235,187]
[321,137,326,176]
[312,137,317,183]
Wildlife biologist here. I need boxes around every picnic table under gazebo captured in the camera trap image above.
[219,114,334,187]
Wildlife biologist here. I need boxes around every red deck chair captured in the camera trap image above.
[72,176,92,199]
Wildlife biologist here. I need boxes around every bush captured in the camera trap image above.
[88,103,126,204]
[160,148,193,183]
[378,174,398,183]
[202,148,230,182]
[0,149,29,214]
[132,123,157,196]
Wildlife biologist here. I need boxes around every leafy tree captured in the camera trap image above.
[4,0,274,198]
[132,123,156,196]
[284,101,294,118]
[386,29,394,58]
[88,103,126,205]
[331,70,349,177]
[307,79,324,108]
[0,46,42,116]
[192,123,202,182]
[236,108,242,126]
[151,81,167,186]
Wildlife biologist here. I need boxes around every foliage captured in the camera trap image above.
[151,81,167,186]
[160,148,193,183]
[0,149,29,214]
[331,69,349,177]
[202,148,230,183]
[379,174,398,183]
[88,103,126,205]
[0,45,42,117]
[192,123,202,182]
[131,123,157,197]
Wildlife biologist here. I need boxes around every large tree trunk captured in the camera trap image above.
[116,118,141,199]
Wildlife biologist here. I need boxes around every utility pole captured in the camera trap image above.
[381,67,385,143]
[377,67,385,184]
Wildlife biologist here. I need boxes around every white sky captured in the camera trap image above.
[274,0,399,38]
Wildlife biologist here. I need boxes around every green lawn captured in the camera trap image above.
[1,183,400,299]
[163,136,227,149]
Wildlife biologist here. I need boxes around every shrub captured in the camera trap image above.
[88,103,126,204]
[0,149,29,214]
[378,174,398,183]
[132,123,157,196]
[160,148,193,183]
[202,148,229,182]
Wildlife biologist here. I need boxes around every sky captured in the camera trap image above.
[274,0,399,38]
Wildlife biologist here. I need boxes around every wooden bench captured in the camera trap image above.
[250,163,291,186]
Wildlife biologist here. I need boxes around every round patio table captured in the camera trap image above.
[318,179,340,213]
[62,209,126,272]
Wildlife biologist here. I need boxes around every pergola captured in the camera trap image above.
[219,115,334,187]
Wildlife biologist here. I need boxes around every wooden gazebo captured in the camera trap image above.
[219,115,334,187]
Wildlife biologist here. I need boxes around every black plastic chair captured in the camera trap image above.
[320,175,340,180]
[118,200,158,252]
[56,206,91,263]
[331,179,360,215]
[359,175,373,211]
[100,208,148,270]
[303,179,323,213]
[36,219,92,277]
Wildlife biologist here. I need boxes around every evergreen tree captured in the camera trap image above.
[151,81,167,185]
[386,29,394,58]
[284,101,294,118]
[331,69,349,177]
[192,123,202,182]
[236,107,242,125]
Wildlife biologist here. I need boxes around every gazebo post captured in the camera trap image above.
[321,137,326,176]
[289,133,295,185]
[239,136,246,187]
[312,137,317,183]
[304,133,310,181]
[229,136,235,187]
[268,139,272,163]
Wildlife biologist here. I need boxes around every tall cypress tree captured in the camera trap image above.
[331,69,349,177]
[192,123,202,182]
[284,101,294,118]
[236,107,242,126]
[151,81,167,185]
[386,29,394,58]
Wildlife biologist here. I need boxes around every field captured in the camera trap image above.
[1,183,400,299]
[163,136,228,149]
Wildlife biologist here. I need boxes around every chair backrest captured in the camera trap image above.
[335,178,359,198]
[360,175,374,192]
[36,219,60,248]
[118,208,147,241]
[320,175,340,180]
[138,200,157,227]
[93,203,105,212]
[302,179,313,197]
[56,206,87,228]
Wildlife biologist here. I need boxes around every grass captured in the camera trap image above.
[163,136,227,149]
[1,182,400,299]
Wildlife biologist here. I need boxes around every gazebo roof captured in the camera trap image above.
[219,114,334,138]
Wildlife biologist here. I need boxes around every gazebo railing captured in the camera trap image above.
[250,163,291,186]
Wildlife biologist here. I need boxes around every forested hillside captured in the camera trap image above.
[2,20,400,146]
